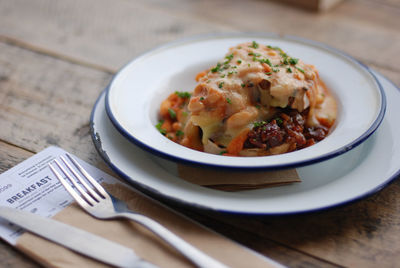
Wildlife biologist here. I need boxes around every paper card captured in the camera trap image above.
[0,146,115,244]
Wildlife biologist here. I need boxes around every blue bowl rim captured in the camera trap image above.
[104,32,387,171]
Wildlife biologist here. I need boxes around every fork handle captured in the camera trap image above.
[118,212,229,268]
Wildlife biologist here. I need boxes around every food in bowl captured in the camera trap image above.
[156,41,337,156]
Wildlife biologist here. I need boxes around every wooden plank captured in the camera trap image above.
[0,0,399,73]
[370,0,400,8]
[0,0,398,266]
[141,0,400,72]
[0,5,399,265]
[0,39,399,267]
[0,0,232,71]
[0,41,108,161]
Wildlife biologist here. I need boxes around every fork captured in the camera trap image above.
[49,154,228,268]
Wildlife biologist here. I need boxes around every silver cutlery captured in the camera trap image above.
[49,154,229,268]
[0,206,157,268]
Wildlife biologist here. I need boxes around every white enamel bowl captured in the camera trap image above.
[105,33,386,170]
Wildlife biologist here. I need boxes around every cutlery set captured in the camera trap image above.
[0,154,229,268]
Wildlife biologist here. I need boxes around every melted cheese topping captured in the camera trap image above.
[159,42,337,156]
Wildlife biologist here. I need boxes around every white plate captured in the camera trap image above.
[92,70,399,214]
[105,33,385,170]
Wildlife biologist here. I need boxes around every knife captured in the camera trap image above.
[0,206,158,268]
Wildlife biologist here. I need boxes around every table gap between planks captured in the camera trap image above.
[0,0,399,267]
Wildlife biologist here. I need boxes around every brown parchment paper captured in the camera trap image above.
[178,165,300,191]
[15,183,282,268]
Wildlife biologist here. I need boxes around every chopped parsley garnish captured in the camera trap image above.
[228,71,234,75]
[225,53,234,61]
[289,58,299,65]
[218,82,224,88]
[237,59,242,64]
[255,105,261,109]
[200,97,205,101]
[168,108,176,119]
[176,130,184,137]
[226,98,232,104]
[248,52,261,57]
[241,83,245,87]
[175,91,191,98]
[253,121,267,128]
[296,66,305,73]
[250,41,259,49]
[265,72,272,75]
[280,51,288,58]
[257,58,272,66]
[156,120,166,135]
[220,74,226,78]
[275,118,283,125]
[267,45,282,52]
[272,68,280,72]
[286,67,292,73]
[211,62,222,73]
[219,150,227,155]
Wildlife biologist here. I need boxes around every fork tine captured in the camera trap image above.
[66,153,108,199]
[53,159,96,206]
[60,155,101,202]
[49,163,89,207]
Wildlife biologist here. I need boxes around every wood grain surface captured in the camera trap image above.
[0,0,399,267]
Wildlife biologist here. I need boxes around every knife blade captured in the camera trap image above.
[0,206,158,268]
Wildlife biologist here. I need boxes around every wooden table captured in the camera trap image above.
[1,0,399,267]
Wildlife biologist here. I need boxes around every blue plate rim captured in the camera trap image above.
[91,70,398,215]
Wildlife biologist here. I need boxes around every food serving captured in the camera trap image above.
[106,34,384,169]
[156,41,337,156]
